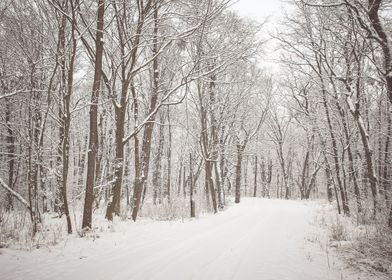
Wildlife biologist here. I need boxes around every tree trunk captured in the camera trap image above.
[105,105,126,220]
[277,142,289,200]
[244,156,249,197]
[131,2,161,221]
[190,154,195,218]
[205,160,218,213]
[214,162,223,209]
[131,104,158,221]
[339,102,362,216]
[261,158,266,197]
[235,144,245,203]
[266,159,272,198]
[324,167,333,202]
[177,161,183,196]
[183,165,187,198]
[166,108,172,203]
[367,0,392,104]
[320,82,350,215]
[365,0,392,227]
[59,2,77,234]
[82,0,105,230]
[300,149,310,200]
[316,123,341,213]
[253,155,258,197]
[345,95,378,216]
[5,97,15,211]
[152,112,165,205]
[382,109,391,205]
[57,8,67,216]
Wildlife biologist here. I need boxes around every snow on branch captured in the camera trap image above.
[0,177,30,209]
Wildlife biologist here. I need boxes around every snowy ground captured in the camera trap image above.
[0,198,381,280]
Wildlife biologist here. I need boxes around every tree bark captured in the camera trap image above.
[190,154,195,218]
[60,9,76,234]
[235,144,245,203]
[345,93,378,216]
[105,0,152,220]
[5,97,15,211]
[82,0,105,230]
[166,108,172,203]
[253,155,258,197]
[152,112,165,205]
[131,3,160,221]
[266,159,272,198]
[367,0,392,103]
[319,72,350,215]
[382,108,391,205]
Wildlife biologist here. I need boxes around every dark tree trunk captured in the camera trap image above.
[58,1,77,234]
[235,144,245,204]
[261,158,266,197]
[266,159,272,198]
[382,109,391,205]
[190,154,195,218]
[105,105,126,220]
[317,126,341,213]
[244,156,249,197]
[131,95,158,221]
[367,0,392,103]
[333,92,363,216]
[5,98,15,211]
[57,8,67,217]
[342,76,378,216]
[82,0,105,230]
[365,0,392,227]
[300,149,310,200]
[205,160,218,213]
[253,155,258,197]
[152,112,165,205]
[214,162,223,209]
[177,161,183,196]
[131,2,160,221]
[183,165,187,198]
[166,108,172,203]
[106,0,152,220]
[320,82,349,215]
[326,168,334,203]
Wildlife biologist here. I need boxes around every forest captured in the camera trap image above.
[0,0,392,279]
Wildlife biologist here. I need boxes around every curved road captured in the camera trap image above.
[1,198,366,280]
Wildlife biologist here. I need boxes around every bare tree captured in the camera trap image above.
[82,0,105,230]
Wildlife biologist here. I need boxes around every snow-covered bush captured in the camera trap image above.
[0,206,32,248]
[330,215,348,242]
[139,196,199,221]
[0,203,68,250]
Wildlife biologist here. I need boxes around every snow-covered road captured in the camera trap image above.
[0,198,364,280]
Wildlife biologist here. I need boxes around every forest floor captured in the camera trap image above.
[0,198,388,280]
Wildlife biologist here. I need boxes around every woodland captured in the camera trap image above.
[0,1,392,270]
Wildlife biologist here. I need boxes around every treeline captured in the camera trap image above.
[1,0,392,239]
[0,0,270,236]
[277,0,392,226]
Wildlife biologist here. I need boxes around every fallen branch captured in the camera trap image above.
[0,177,30,208]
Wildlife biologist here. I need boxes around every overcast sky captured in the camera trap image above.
[230,0,283,25]
[230,0,285,71]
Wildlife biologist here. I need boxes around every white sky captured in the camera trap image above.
[230,0,284,25]
[230,0,286,72]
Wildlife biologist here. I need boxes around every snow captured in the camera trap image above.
[0,198,379,280]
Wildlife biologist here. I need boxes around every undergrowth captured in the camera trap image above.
[0,195,218,250]
[323,201,392,279]
[0,205,66,250]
